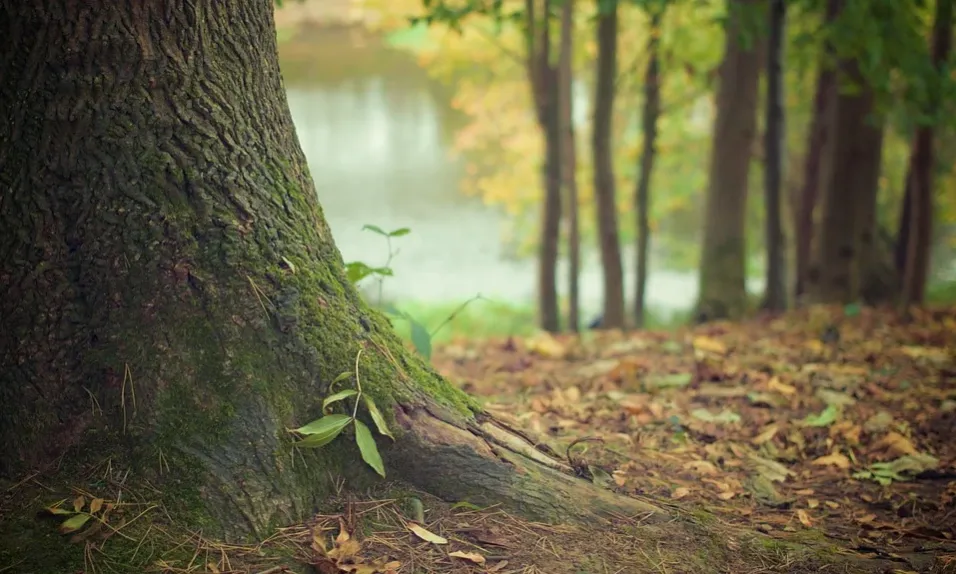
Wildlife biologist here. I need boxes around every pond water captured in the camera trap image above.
[279,27,702,317]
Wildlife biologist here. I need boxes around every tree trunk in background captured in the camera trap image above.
[762,0,787,311]
[525,0,562,332]
[0,0,664,549]
[793,0,839,303]
[592,0,626,329]
[559,0,581,332]
[901,0,953,307]
[634,7,663,329]
[695,0,762,322]
[807,61,883,304]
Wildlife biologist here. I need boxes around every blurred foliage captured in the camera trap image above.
[353,0,955,272]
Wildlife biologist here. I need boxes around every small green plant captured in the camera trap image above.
[291,350,394,477]
[385,295,482,361]
[344,224,409,305]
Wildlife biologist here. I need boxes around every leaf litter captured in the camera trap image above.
[433,305,956,564]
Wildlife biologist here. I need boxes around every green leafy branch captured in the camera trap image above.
[344,224,410,306]
[290,350,395,478]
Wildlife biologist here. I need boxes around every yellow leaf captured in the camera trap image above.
[811,453,850,470]
[449,550,486,564]
[692,336,727,355]
[671,487,691,500]
[767,377,796,396]
[796,509,813,528]
[525,332,567,359]
[871,431,917,457]
[807,499,820,509]
[752,424,779,445]
[683,460,719,476]
[407,522,448,544]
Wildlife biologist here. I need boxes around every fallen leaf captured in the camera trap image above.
[407,522,447,545]
[768,376,796,396]
[871,431,918,457]
[671,487,691,499]
[811,453,851,470]
[693,336,728,355]
[752,424,779,445]
[449,550,485,564]
[684,460,720,476]
[796,509,813,528]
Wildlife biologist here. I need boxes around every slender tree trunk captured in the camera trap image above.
[559,0,581,332]
[901,0,953,307]
[634,8,663,329]
[525,0,562,333]
[807,60,883,304]
[695,0,763,322]
[592,0,626,329]
[0,0,659,545]
[793,0,840,303]
[762,0,787,311]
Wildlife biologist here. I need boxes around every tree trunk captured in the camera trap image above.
[634,7,663,329]
[559,0,581,332]
[525,0,562,332]
[807,60,884,304]
[0,0,659,544]
[901,0,954,307]
[793,0,839,303]
[761,0,787,312]
[695,0,763,322]
[592,0,626,330]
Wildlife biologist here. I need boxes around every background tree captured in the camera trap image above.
[593,0,627,329]
[559,0,582,331]
[526,0,563,331]
[901,0,954,307]
[761,0,787,311]
[634,2,664,328]
[793,0,839,303]
[696,0,764,321]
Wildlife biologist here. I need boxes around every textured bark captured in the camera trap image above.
[807,61,884,304]
[558,0,581,332]
[761,0,787,312]
[0,0,660,544]
[525,0,562,332]
[634,8,663,329]
[901,0,953,307]
[695,0,762,322]
[592,0,626,329]
[793,0,839,302]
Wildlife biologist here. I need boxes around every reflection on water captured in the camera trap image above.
[280,27,700,314]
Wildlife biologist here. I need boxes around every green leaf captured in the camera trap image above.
[45,504,74,516]
[408,317,433,360]
[294,414,353,448]
[387,227,411,237]
[345,261,375,284]
[362,224,388,236]
[354,420,386,477]
[323,389,359,412]
[59,513,92,534]
[843,302,862,317]
[802,405,840,427]
[363,396,395,440]
[329,371,352,389]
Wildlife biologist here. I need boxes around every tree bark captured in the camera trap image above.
[761,0,787,312]
[559,0,581,332]
[0,0,659,544]
[807,60,884,304]
[901,0,954,307]
[634,7,663,329]
[793,0,839,303]
[592,0,626,329]
[525,0,562,332]
[695,0,763,322]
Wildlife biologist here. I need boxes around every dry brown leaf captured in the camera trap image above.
[811,452,850,470]
[684,460,720,476]
[486,560,509,572]
[871,431,918,457]
[752,424,779,445]
[693,336,728,355]
[449,550,486,564]
[89,498,104,514]
[671,487,691,500]
[824,501,840,509]
[807,498,820,509]
[796,509,813,528]
[407,522,448,544]
[767,377,796,396]
[73,495,86,513]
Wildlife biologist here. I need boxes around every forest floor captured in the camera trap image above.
[5,305,955,573]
